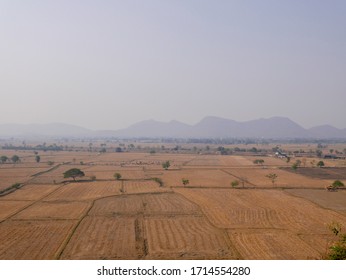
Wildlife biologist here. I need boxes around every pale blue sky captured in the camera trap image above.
[1,0,345,129]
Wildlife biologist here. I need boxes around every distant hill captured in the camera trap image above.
[1,117,346,139]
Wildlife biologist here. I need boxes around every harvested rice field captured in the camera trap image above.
[1,146,346,260]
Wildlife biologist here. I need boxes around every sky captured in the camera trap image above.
[1,0,346,130]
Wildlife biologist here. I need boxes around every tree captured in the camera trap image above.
[231,180,239,187]
[317,160,325,167]
[63,168,85,181]
[253,159,264,165]
[332,180,344,189]
[316,150,323,158]
[292,162,298,171]
[0,156,8,164]
[11,155,20,163]
[162,160,171,170]
[291,160,301,171]
[266,173,278,186]
[182,178,189,186]
[114,173,122,180]
[35,155,41,163]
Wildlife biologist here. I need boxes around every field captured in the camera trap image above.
[1,142,346,260]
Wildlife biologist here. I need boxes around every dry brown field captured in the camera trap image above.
[1,146,346,260]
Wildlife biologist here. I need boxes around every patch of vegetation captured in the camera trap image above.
[151,177,163,187]
[326,222,346,260]
[162,160,171,170]
[0,183,22,195]
[231,180,239,187]
[332,180,344,189]
[63,168,85,181]
[114,173,122,180]
[182,178,189,186]
[266,173,278,185]
[253,159,264,165]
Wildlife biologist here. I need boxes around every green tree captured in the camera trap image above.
[332,180,344,189]
[266,173,278,186]
[0,156,8,164]
[292,160,301,171]
[35,155,41,163]
[253,159,264,165]
[11,155,20,163]
[63,168,85,181]
[162,160,171,170]
[114,172,122,180]
[231,180,239,187]
[182,178,189,186]
[317,160,325,167]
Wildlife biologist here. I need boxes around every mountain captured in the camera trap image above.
[112,116,346,139]
[113,120,191,138]
[1,117,346,139]
[308,125,346,139]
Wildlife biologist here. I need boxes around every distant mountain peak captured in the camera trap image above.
[1,117,345,139]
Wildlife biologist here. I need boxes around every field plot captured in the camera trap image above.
[29,164,93,184]
[0,200,33,221]
[285,189,346,212]
[44,181,122,201]
[40,151,97,164]
[176,189,346,233]
[228,230,319,259]
[162,169,238,187]
[85,167,147,180]
[13,201,91,220]
[184,155,222,167]
[145,216,237,259]
[0,184,58,201]
[79,192,238,259]
[60,217,138,259]
[123,180,165,194]
[0,220,76,259]
[0,167,49,191]
[283,167,346,180]
[90,153,145,164]
[90,193,200,216]
[222,168,329,188]
[218,155,258,167]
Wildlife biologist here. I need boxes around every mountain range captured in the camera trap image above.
[1,116,346,139]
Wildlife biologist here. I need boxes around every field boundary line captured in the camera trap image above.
[0,183,70,224]
[55,199,95,260]
[220,169,257,187]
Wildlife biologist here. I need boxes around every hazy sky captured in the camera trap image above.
[1,0,346,130]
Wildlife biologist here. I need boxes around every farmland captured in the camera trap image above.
[1,141,346,259]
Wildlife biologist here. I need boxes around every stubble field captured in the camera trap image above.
[1,145,346,260]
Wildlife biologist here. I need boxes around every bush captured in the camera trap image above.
[231,180,239,187]
[327,222,346,260]
[151,177,163,187]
